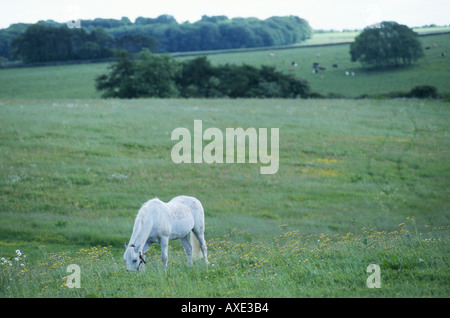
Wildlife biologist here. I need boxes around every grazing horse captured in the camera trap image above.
[123,195,209,271]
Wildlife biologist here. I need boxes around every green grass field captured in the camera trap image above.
[0,98,449,297]
[0,30,449,298]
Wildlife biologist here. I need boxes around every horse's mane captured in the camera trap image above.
[128,198,161,246]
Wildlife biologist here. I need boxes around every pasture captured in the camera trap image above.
[205,33,450,98]
[0,98,449,297]
[0,30,449,298]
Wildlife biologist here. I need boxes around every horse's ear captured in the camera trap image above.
[125,242,128,249]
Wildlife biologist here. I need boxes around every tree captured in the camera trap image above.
[176,56,217,97]
[133,49,180,97]
[115,33,157,53]
[95,49,180,98]
[88,27,115,57]
[11,24,114,63]
[0,23,28,60]
[350,21,424,67]
[11,24,70,62]
[95,50,137,98]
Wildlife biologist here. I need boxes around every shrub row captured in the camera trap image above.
[95,50,310,99]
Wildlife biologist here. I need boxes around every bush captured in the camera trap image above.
[354,85,440,100]
[441,93,450,102]
[177,59,310,99]
[96,53,311,99]
[407,85,438,99]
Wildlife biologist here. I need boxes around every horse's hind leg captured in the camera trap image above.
[193,230,209,265]
[179,235,193,265]
[160,236,169,269]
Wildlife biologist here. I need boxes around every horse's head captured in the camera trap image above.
[123,243,146,271]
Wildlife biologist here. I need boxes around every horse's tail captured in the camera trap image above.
[190,231,203,259]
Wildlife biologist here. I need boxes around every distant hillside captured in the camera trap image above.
[1,32,448,99]
[0,15,312,63]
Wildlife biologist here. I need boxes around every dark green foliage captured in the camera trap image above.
[134,14,178,25]
[0,23,28,60]
[176,56,218,97]
[3,15,312,62]
[407,85,438,99]
[356,85,439,100]
[95,49,180,98]
[133,50,180,98]
[208,63,310,98]
[95,53,310,99]
[111,15,312,53]
[11,24,116,63]
[350,21,424,67]
[95,50,137,98]
[115,33,157,53]
[180,58,310,98]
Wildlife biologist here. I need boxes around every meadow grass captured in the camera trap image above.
[0,98,449,297]
[1,221,448,297]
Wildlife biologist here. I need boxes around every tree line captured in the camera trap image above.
[114,15,313,52]
[9,24,156,63]
[1,15,312,63]
[95,50,310,99]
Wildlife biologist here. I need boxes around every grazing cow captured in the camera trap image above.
[351,72,355,76]
[269,52,275,57]
[425,46,431,50]
[442,52,446,57]
[333,64,338,68]
[345,71,349,76]
[291,61,298,67]
[319,66,326,71]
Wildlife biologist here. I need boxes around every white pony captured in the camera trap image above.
[123,195,209,271]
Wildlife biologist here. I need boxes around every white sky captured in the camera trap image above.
[0,0,449,30]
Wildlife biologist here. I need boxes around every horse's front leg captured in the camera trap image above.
[160,236,169,269]
[142,241,153,254]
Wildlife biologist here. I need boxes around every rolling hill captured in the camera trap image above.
[0,31,449,99]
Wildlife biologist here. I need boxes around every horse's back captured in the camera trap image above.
[139,198,170,221]
[170,196,203,214]
[169,196,205,230]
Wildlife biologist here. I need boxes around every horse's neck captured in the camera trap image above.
[130,218,153,251]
